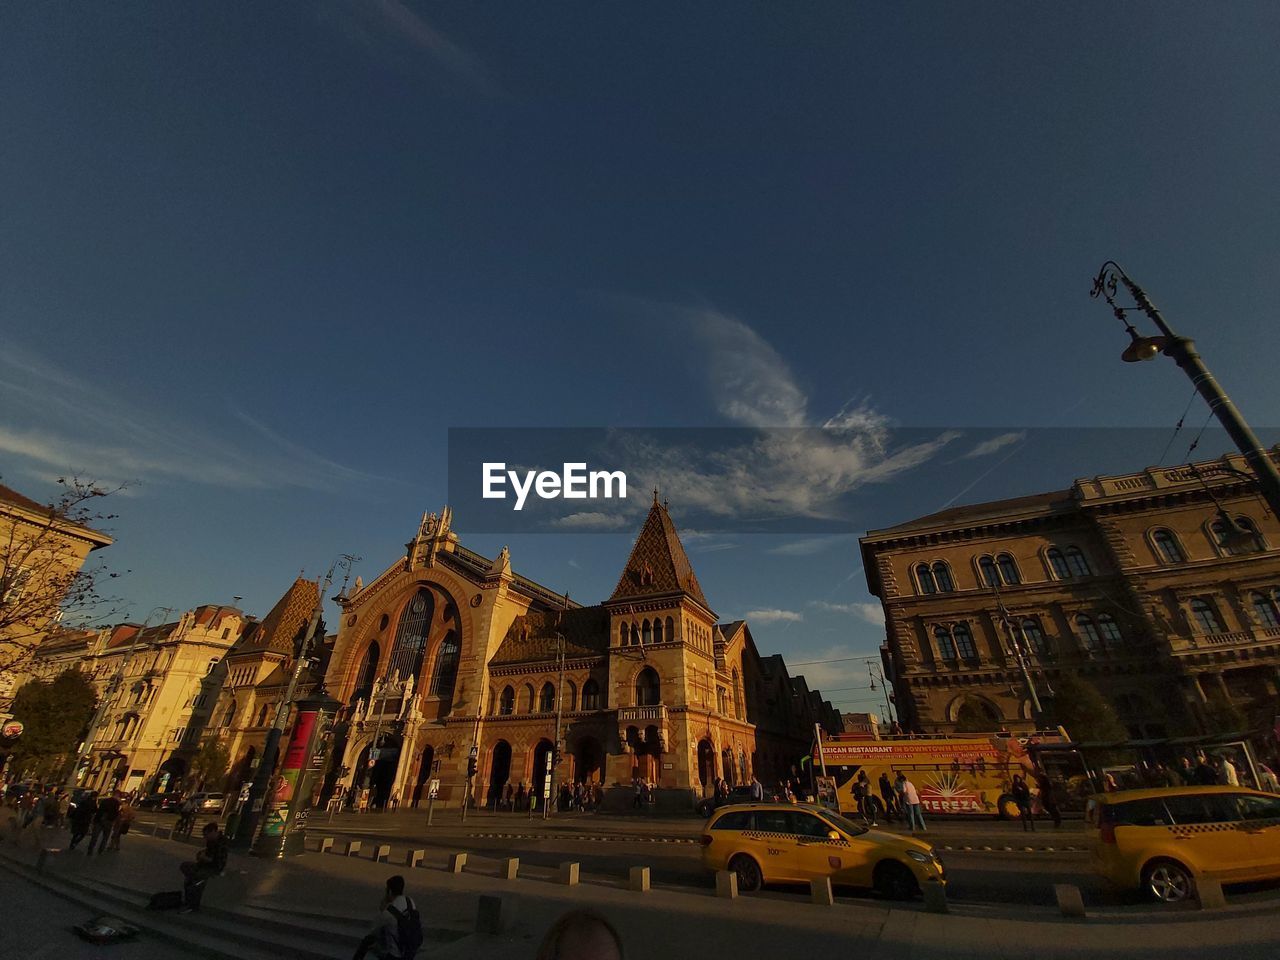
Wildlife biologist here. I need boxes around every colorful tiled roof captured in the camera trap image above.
[490,606,610,665]
[238,578,319,655]
[608,499,709,609]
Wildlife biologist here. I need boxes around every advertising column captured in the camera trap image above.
[255,693,338,858]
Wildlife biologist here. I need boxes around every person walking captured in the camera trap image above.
[855,771,877,825]
[1033,769,1061,828]
[108,795,136,850]
[68,793,97,850]
[353,875,421,959]
[898,773,926,834]
[179,822,229,913]
[88,790,121,855]
[1217,754,1240,787]
[878,772,897,822]
[1011,775,1035,832]
[749,775,764,802]
[631,777,642,809]
[515,782,527,811]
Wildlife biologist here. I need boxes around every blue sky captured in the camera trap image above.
[2,3,1278,714]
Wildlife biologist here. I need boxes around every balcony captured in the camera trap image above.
[1172,624,1280,652]
[616,704,668,724]
[617,704,668,752]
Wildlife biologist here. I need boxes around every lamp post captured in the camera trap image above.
[1090,262,1280,519]
[544,631,566,820]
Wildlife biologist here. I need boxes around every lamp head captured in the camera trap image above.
[1121,329,1166,363]
[1215,510,1261,553]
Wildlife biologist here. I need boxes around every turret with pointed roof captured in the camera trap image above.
[608,493,711,615]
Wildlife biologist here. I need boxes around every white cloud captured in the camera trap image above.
[768,536,849,557]
[690,309,809,428]
[549,511,630,530]
[962,431,1026,460]
[745,608,804,624]
[811,600,886,626]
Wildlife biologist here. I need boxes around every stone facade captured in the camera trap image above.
[321,499,837,810]
[860,449,1280,738]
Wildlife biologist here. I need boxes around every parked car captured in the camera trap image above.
[696,785,760,818]
[137,793,184,812]
[187,792,226,813]
[1085,786,1280,902]
[701,802,945,899]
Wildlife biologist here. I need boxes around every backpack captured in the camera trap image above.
[388,899,423,959]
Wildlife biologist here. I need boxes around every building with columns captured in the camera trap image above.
[860,449,1280,739]
[321,498,839,810]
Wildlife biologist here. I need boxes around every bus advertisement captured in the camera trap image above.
[819,731,1070,818]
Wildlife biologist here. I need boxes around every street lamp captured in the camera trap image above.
[544,630,566,820]
[1090,262,1280,519]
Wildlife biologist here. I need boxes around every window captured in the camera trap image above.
[1020,618,1050,657]
[499,686,515,715]
[1047,548,1070,579]
[997,554,1020,585]
[1152,529,1185,564]
[1076,614,1104,653]
[1164,793,1240,825]
[754,809,791,834]
[1211,515,1264,556]
[915,564,936,595]
[581,679,601,711]
[1252,591,1280,628]
[711,810,754,831]
[1107,798,1171,827]
[785,811,834,839]
[1065,547,1092,577]
[1237,794,1280,821]
[1097,613,1123,645]
[539,682,556,713]
[522,684,536,713]
[430,631,460,697]
[388,588,434,681]
[932,562,954,592]
[618,623,628,646]
[979,556,999,587]
[636,667,660,706]
[934,626,957,661]
[1190,598,1223,634]
[953,622,978,660]
[642,620,652,645]
[564,680,577,712]
[653,618,664,643]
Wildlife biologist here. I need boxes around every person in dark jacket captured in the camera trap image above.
[88,791,120,854]
[1010,775,1034,832]
[179,822,229,912]
[67,793,97,850]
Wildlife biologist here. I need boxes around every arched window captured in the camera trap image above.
[1076,614,1104,653]
[1152,529,1185,564]
[1211,515,1263,556]
[1047,548,1070,579]
[538,682,556,713]
[934,626,957,661]
[353,641,380,703]
[642,620,652,645]
[256,704,270,726]
[979,556,999,587]
[618,623,628,646]
[630,623,640,646]
[1190,598,1223,634]
[1065,547,1092,577]
[564,679,577,712]
[997,554,1020,585]
[732,668,744,720]
[1097,613,1123,645]
[388,588,434,681]
[499,686,515,715]
[221,701,237,728]
[635,667,660,706]
[915,564,937,595]
[665,616,674,641]
[653,618,664,643]
[952,623,977,659]
[1252,590,1280,628]
[1020,618,1049,657]
[522,684,536,713]
[430,631,460,697]
[581,678,601,711]
[932,562,954,592]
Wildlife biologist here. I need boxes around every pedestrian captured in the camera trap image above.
[109,795,136,850]
[592,782,604,811]
[179,822,229,913]
[749,775,764,802]
[1217,754,1240,787]
[855,771,876,824]
[1033,769,1061,828]
[515,782,527,811]
[353,875,421,959]
[1011,775,1035,832]
[631,777,642,809]
[503,783,514,811]
[1178,756,1196,784]
[878,772,897,822]
[1259,763,1280,793]
[535,909,623,960]
[68,793,97,850]
[898,773,926,833]
[1194,754,1217,786]
[88,790,121,855]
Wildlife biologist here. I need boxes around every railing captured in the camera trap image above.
[617,704,667,724]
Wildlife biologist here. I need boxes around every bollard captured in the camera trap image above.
[319,837,334,854]
[628,866,650,892]
[373,844,391,863]
[344,840,362,857]
[558,862,580,886]
[922,878,948,914]
[1053,884,1086,919]
[1196,878,1226,910]
[36,848,60,874]
[715,871,738,899]
[810,877,834,906]
[406,849,425,868]
[502,857,520,880]
[448,852,468,874]
[476,894,519,934]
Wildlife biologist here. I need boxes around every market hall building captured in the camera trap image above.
[321,497,839,810]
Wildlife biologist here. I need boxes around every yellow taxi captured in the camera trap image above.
[700,802,945,899]
[1085,786,1280,902]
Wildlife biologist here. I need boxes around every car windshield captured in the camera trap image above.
[819,812,870,837]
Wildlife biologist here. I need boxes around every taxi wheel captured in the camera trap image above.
[874,860,919,901]
[1142,859,1194,903]
[728,854,763,893]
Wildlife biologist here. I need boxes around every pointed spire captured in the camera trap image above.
[608,498,710,610]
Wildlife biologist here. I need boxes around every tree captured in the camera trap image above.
[0,477,125,674]
[6,669,98,780]
[1046,671,1128,743]
[954,697,999,733]
[190,737,231,791]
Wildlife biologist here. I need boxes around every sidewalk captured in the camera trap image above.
[4,819,1279,959]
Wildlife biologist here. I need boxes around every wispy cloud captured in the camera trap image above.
[961,431,1026,459]
[549,511,630,530]
[745,608,804,624]
[0,347,377,493]
[690,309,809,428]
[326,0,499,95]
[768,536,850,557]
[811,600,886,626]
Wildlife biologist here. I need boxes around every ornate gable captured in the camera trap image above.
[608,497,710,610]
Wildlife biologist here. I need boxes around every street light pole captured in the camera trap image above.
[1091,262,1280,519]
[545,632,566,820]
